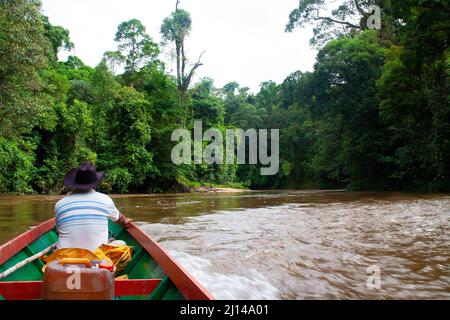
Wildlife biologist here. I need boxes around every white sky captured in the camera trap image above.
[41,0,317,93]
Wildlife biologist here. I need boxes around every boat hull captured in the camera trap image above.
[0,219,213,300]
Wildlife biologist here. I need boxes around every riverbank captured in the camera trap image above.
[191,186,251,193]
[0,184,251,198]
[175,179,250,193]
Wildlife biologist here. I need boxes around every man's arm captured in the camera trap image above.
[115,213,133,228]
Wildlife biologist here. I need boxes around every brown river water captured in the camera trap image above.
[0,191,449,300]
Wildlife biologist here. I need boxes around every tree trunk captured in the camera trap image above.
[175,42,182,91]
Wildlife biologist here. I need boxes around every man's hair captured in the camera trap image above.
[71,188,93,194]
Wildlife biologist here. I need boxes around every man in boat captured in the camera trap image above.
[54,162,133,252]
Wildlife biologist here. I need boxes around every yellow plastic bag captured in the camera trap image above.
[42,245,132,274]
[95,244,133,273]
[41,248,106,271]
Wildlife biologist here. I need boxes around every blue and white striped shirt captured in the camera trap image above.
[54,190,120,251]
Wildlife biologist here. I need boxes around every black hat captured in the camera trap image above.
[64,162,104,190]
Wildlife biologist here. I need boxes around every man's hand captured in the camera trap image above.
[116,213,133,228]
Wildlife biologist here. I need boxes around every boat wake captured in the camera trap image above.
[169,251,279,300]
[138,193,450,300]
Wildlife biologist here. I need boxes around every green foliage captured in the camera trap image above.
[0,137,35,193]
[0,0,448,194]
[102,167,133,194]
[376,0,450,191]
[313,31,388,189]
[0,0,50,137]
[191,78,225,128]
[114,19,159,75]
[99,87,154,192]
[160,8,192,45]
[42,15,73,58]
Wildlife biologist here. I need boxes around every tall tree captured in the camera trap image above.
[161,0,205,113]
[114,19,159,75]
[102,50,125,74]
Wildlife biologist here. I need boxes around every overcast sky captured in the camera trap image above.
[41,0,317,92]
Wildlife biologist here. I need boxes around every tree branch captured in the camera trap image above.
[181,50,205,92]
[353,0,367,16]
[313,9,360,29]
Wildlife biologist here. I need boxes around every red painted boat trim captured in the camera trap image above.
[0,279,163,300]
[126,223,214,300]
[115,279,162,297]
[0,219,55,265]
[0,281,41,300]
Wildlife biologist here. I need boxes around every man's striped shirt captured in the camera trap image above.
[55,190,120,251]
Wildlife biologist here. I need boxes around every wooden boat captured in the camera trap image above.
[0,218,214,300]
